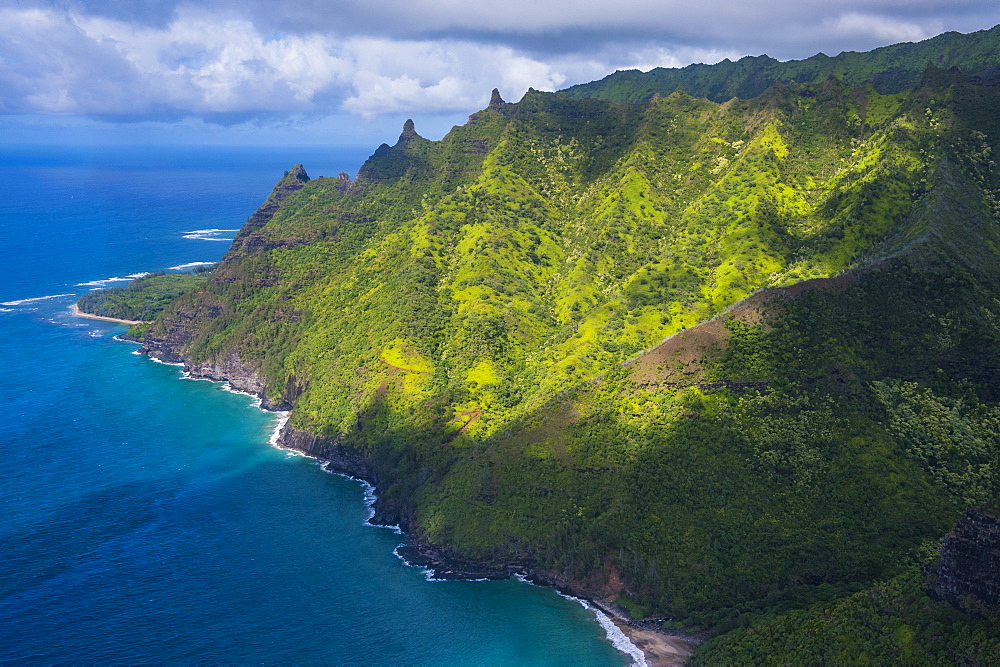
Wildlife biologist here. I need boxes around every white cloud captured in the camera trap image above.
[826,12,937,45]
[73,10,351,113]
[0,8,591,120]
[0,1,995,124]
[338,38,571,117]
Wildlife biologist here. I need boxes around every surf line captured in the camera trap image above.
[113,334,649,665]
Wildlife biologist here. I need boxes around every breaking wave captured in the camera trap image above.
[555,592,647,666]
[182,229,238,241]
[168,261,216,271]
[1,293,74,306]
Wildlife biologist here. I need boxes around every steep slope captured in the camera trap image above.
[562,23,1000,103]
[135,66,1000,652]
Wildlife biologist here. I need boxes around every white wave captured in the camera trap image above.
[1,293,73,306]
[184,228,239,234]
[390,544,480,582]
[148,355,185,367]
[358,479,404,534]
[219,382,262,409]
[74,276,134,287]
[182,228,238,241]
[127,272,152,279]
[556,592,647,666]
[311,468,405,535]
[0,308,14,313]
[168,261,216,271]
[268,412,290,446]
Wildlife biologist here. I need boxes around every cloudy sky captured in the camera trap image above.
[1,0,997,146]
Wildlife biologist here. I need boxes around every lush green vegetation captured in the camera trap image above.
[691,563,1000,664]
[137,34,1000,660]
[77,270,211,322]
[562,23,1000,103]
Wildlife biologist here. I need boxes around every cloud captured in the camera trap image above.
[338,38,571,117]
[0,1,996,125]
[0,6,584,120]
[219,0,993,54]
[826,12,937,45]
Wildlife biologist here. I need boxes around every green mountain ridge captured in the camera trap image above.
[127,33,1000,661]
[561,23,1000,103]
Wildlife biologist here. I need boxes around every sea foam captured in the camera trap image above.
[182,229,238,241]
[555,592,648,666]
[146,354,185,367]
[74,276,134,287]
[389,545,486,582]
[168,261,216,271]
[268,412,290,446]
[1,293,74,306]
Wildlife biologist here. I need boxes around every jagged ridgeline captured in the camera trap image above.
[563,23,1000,102]
[138,38,1000,654]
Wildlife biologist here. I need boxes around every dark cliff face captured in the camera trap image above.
[277,425,408,529]
[231,164,311,248]
[929,504,1000,616]
[138,165,313,401]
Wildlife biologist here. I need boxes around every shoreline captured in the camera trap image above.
[71,303,149,325]
[597,606,700,666]
[135,342,700,665]
[298,433,703,665]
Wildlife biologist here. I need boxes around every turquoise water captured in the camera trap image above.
[0,146,628,664]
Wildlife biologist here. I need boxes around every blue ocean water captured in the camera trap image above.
[0,146,630,664]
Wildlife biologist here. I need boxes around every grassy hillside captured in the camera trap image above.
[137,62,1000,656]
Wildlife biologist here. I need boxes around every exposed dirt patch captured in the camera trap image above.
[454,408,482,434]
[628,273,859,386]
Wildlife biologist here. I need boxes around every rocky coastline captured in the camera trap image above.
[296,417,703,665]
[131,335,700,665]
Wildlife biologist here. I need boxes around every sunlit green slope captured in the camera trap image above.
[138,65,1000,650]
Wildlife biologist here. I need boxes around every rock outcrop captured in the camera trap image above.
[231,164,310,247]
[929,503,1000,616]
[489,87,505,109]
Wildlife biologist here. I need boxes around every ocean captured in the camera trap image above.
[0,145,634,664]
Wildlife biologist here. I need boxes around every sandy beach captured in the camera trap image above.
[616,620,696,666]
[70,304,148,325]
[591,601,700,666]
